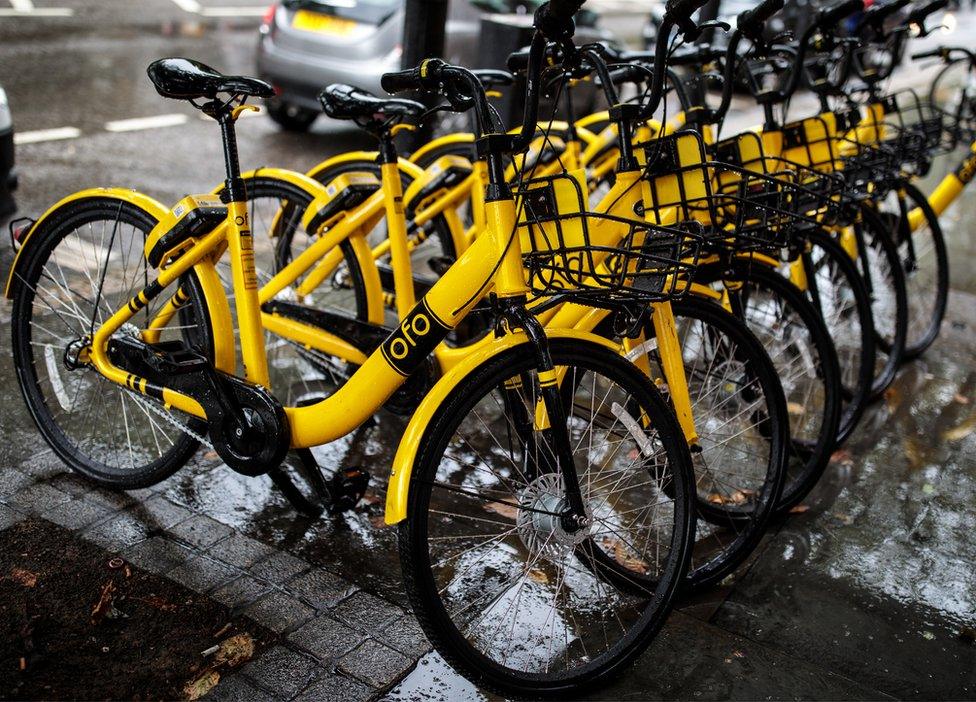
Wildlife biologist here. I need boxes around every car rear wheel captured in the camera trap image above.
[266,99,318,132]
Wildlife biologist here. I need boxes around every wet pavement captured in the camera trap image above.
[2,3,976,700]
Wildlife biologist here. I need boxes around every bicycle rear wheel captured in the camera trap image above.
[10,198,213,488]
[400,338,694,697]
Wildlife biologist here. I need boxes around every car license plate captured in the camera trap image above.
[292,9,357,35]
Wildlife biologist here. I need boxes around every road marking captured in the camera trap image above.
[14,127,81,145]
[201,6,268,17]
[169,0,202,12]
[105,114,188,132]
[0,7,73,15]
[10,0,34,10]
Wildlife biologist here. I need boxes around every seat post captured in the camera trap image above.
[217,110,245,203]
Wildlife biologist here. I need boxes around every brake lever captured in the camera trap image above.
[698,19,732,32]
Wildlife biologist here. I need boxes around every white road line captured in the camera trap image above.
[9,0,34,11]
[0,7,73,15]
[169,0,202,12]
[104,114,188,132]
[14,127,81,145]
[200,7,268,16]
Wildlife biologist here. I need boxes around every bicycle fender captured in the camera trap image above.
[306,151,425,183]
[5,187,170,299]
[409,133,475,166]
[384,328,618,525]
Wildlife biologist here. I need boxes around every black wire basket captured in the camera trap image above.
[837,91,943,183]
[711,131,848,245]
[516,167,705,304]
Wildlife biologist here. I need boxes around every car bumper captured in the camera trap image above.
[256,35,398,111]
[1,127,14,190]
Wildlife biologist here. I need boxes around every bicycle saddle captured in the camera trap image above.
[472,69,515,89]
[318,84,425,124]
[147,58,274,100]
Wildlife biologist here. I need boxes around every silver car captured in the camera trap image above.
[256,0,614,131]
[0,84,15,220]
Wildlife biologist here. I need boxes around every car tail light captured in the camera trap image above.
[261,3,276,28]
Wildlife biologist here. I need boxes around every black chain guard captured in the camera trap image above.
[108,336,289,477]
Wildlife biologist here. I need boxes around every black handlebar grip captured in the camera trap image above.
[908,0,948,25]
[381,67,424,94]
[818,0,862,29]
[738,0,785,37]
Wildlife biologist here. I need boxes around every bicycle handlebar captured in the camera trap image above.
[907,0,948,27]
[737,0,784,41]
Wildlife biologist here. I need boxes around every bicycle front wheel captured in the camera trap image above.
[875,182,949,359]
[400,338,694,697]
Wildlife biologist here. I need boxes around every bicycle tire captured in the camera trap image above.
[11,198,213,489]
[400,338,694,698]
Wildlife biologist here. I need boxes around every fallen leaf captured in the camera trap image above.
[527,568,549,584]
[602,537,651,572]
[787,402,806,416]
[184,671,220,700]
[707,489,752,506]
[213,633,255,668]
[885,386,902,412]
[369,514,391,529]
[922,483,936,495]
[485,501,520,521]
[830,448,854,466]
[10,568,37,588]
[789,504,810,514]
[943,413,976,441]
[953,393,970,405]
[131,594,178,612]
[90,581,116,625]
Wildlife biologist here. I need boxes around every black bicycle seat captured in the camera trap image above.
[318,84,425,125]
[472,69,515,89]
[147,58,274,100]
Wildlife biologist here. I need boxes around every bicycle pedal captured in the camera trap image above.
[326,467,370,515]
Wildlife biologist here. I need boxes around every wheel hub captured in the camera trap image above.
[517,473,592,563]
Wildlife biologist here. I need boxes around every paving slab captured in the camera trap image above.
[241,645,321,699]
[169,514,234,548]
[83,511,152,550]
[41,496,111,530]
[207,531,276,570]
[245,590,317,635]
[168,555,238,594]
[338,638,413,690]
[293,672,373,702]
[248,551,309,585]
[288,569,356,610]
[123,535,192,574]
[203,675,277,702]
[287,615,364,663]
[333,591,404,632]
[212,575,272,610]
